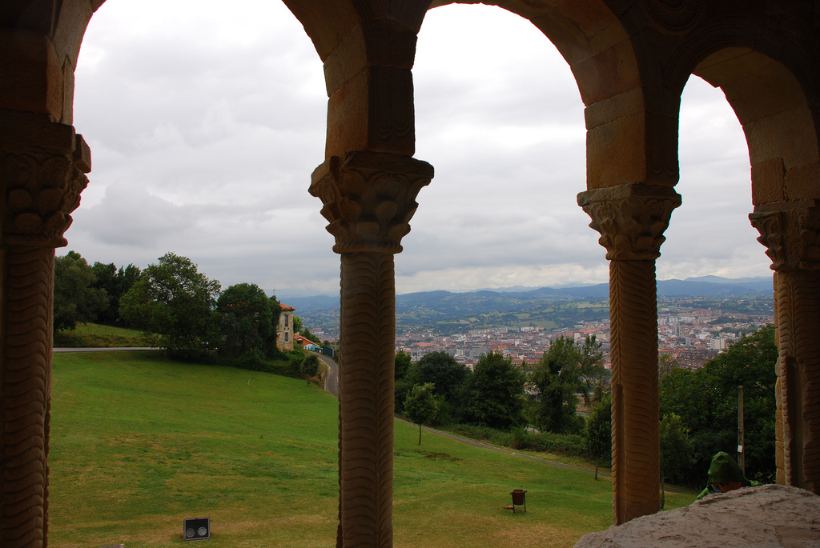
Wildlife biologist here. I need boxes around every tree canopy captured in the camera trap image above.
[586,393,611,464]
[120,252,221,358]
[216,283,275,361]
[404,382,441,445]
[91,261,141,326]
[54,251,108,332]
[413,351,469,403]
[529,336,605,434]
[462,352,525,429]
[660,325,776,484]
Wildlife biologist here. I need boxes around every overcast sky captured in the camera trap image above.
[67,0,771,297]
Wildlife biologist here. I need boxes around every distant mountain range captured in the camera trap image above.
[281,276,773,335]
[282,276,772,311]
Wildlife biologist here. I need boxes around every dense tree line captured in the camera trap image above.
[396,336,609,447]
[54,251,141,331]
[659,325,777,485]
[397,327,778,489]
[54,251,320,375]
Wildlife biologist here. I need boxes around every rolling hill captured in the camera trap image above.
[281,276,773,336]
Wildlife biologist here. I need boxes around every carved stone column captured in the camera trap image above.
[750,200,820,494]
[578,183,681,524]
[0,112,90,546]
[310,151,432,547]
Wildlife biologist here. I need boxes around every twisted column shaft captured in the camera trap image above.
[578,183,679,524]
[339,253,396,547]
[310,151,432,547]
[0,248,54,546]
[0,114,89,547]
[773,269,820,491]
[751,200,820,494]
[609,259,659,523]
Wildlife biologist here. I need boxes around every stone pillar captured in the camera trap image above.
[0,112,90,546]
[578,183,681,524]
[310,151,432,547]
[750,200,820,493]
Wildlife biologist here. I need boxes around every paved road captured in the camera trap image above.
[53,347,159,353]
[314,352,339,397]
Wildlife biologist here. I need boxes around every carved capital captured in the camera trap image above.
[578,183,681,261]
[749,200,820,271]
[309,151,433,254]
[0,118,90,248]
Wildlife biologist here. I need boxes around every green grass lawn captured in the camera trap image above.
[54,322,155,347]
[50,351,694,547]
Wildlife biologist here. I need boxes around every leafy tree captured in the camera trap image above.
[660,325,776,484]
[300,326,321,344]
[404,383,441,445]
[529,337,586,434]
[462,352,525,429]
[660,412,694,485]
[414,352,468,402]
[216,283,274,362]
[412,351,469,421]
[577,335,608,406]
[120,252,220,359]
[54,251,108,332]
[394,351,414,414]
[586,393,611,464]
[91,261,141,326]
[395,351,412,380]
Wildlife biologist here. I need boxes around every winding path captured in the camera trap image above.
[314,352,339,397]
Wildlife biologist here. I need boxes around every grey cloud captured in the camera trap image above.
[63,1,771,298]
[72,184,193,246]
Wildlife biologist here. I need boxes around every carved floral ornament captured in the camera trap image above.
[1,142,89,249]
[309,151,434,254]
[749,200,820,271]
[577,183,682,261]
[0,120,90,248]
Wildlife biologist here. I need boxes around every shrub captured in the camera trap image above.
[450,424,587,458]
[586,394,612,465]
[301,354,320,377]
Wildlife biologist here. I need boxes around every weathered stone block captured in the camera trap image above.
[586,111,645,188]
[0,30,63,120]
[575,485,820,547]
[752,158,786,205]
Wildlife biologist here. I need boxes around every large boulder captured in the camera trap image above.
[575,484,820,547]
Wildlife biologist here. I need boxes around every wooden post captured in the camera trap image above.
[738,384,745,474]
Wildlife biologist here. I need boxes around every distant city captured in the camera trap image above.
[285,276,774,370]
[394,297,771,370]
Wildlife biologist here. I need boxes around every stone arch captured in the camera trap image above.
[421,2,667,525]
[676,45,820,493]
[688,48,820,205]
[283,0,431,158]
[429,0,647,189]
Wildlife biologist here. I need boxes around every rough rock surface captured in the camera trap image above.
[575,484,820,547]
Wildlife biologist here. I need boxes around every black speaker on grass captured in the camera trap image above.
[183,517,210,541]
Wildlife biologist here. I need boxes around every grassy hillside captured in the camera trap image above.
[50,352,693,547]
[54,322,154,347]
